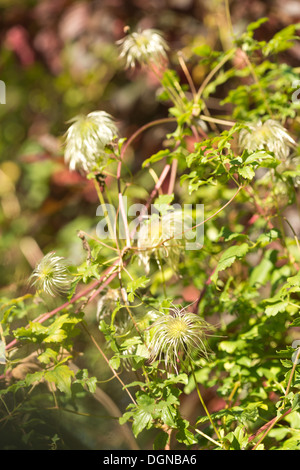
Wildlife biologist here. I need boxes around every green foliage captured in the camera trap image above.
[1,14,300,451]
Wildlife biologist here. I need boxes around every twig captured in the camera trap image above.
[5,262,120,351]
[77,230,93,265]
[167,158,178,195]
[80,322,137,406]
[196,49,235,101]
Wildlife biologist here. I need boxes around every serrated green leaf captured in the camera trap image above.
[238,166,255,180]
[44,365,74,395]
[211,243,249,283]
[132,409,153,437]
[176,419,197,446]
[38,348,58,365]
[127,276,149,295]
[265,301,288,317]
[24,371,44,386]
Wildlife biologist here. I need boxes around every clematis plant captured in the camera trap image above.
[2,16,300,452]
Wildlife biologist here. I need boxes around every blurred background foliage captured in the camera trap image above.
[1,0,300,450]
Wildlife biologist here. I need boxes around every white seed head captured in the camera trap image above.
[147,305,212,372]
[30,252,71,297]
[117,28,169,69]
[137,210,190,274]
[238,119,296,160]
[64,111,118,173]
[96,288,120,322]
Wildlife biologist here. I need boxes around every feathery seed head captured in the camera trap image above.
[117,28,169,69]
[97,289,120,323]
[147,305,212,372]
[30,252,71,297]
[238,119,296,160]
[137,210,189,274]
[64,111,118,173]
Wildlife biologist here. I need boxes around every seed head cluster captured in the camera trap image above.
[147,305,212,372]
[117,28,169,69]
[238,119,296,160]
[137,210,190,274]
[64,111,118,173]
[30,252,71,297]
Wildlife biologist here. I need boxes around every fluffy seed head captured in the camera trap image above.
[117,28,169,69]
[64,111,118,173]
[30,252,71,297]
[238,119,296,160]
[97,289,120,323]
[137,210,190,274]
[147,305,212,372]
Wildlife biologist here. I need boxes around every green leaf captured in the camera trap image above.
[44,364,74,395]
[238,166,255,180]
[265,301,288,317]
[223,425,248,450]
[109,355,120,370]
[14,313,83,344]
[176,419,197,446]
[132,409,153,437]
[263,24,300,56]
[38,348,58,365]
[256,230,280,247]
[247,17,269,33]
[153,194,174,214]
[74,369,97,394]
[211,243,249,283]
[249,249,277,286]
[142,149,170,168]
[219,339,247,353]
[193,44,212,56]
[161,406,177,428]
[126,276,149,295]
[24,371,45,386]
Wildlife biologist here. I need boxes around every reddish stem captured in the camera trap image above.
[5,263,119,351]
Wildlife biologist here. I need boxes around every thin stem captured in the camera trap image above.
[77,229,118,252]
[224,0,234,38]
[194,427,223,448]
[283,216,300,257]
[5,262,120,352]
[177,52,197,99]
[120,118,177,162]
[199,114,236,127]
[157,253,167,298]
[129,163,171,239]
[227,380,240,407]
[285,347,300,399]
[248,408,292,445]
[184,185,243,234]
[148,168,162,195]
[117,117,177,247]
[271,171,299,269]
[196,49,235,101]
[251,348,300,450]
[167,158,178,195]
[117,162,131,248]
[239,49,273,118]
[93,179,116,242]
[190,361,222,443]
[81,322,137,406]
